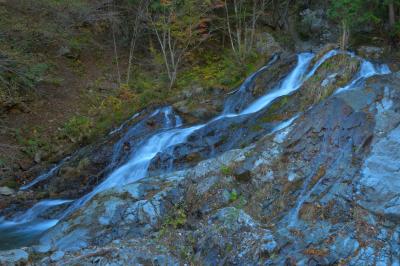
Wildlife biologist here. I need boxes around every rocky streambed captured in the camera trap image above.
[0,46,399,265]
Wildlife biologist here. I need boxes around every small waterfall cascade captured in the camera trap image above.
[0,199,73,250]
[19,157,71,191]
[0,49,392,249]
[335,59,391,94]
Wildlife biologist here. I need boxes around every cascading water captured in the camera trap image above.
[107,107,182,173]
[19,156,71,191]
[62,123,205,218]
[239,52,314,115]
[108,112,141,136]
[335,59,391,94]
[0,49,392,249]
[0,199,72,249]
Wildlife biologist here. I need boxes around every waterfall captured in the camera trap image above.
[19,156,71,191]
[239,53,314,115]
[65,52,323,214]
[335,60,391,94]
[0,199,72,250]
[62,123,205,218]
[0,49,392,249]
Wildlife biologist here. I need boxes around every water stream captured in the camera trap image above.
[0,199,72,250]
[19,157,71,191]
[0,49,392,249]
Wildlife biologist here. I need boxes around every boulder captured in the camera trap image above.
[233,166,252,182]
[50,250,65,262]
[254,32,282,55]
[357,46,385,60]
[0,249,29,264]
[299,9,336,42]
[58,46,79,59]
[0,186,15,196]
[33,244,51,254]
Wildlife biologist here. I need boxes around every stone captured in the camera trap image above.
[34,151,42,164]
[358,125,400,219]
[254,32,282,55]
[321,73,338,87]
[299,9,335,42]
[261,233,278,255]
[0,249,29,264]
[0,186,15,196]
[120,183,156,199]
[330,236,360,259]
[18,159,33,171]
[357,46,385,60]
[98,197,124,226]
[58,46,79,59]
[33,244,51,254]
[196,175,219,195]
[233,167,252,182]
[50,250,65,262]
[52,228,89,252]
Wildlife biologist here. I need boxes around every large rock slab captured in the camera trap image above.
[358,125,400,219]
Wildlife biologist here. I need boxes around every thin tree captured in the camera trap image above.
[108,1,122,86]
[149,0,208,89]
[224,0,268,62]
[388,0,396,28]
[125,0,148,84]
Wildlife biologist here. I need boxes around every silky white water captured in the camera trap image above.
[240,52,314,115]
[0,199,72,249]
[1,49,392,248]
[20,156,71,191]
[335,59,391,94]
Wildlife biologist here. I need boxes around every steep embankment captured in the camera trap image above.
[0,0,128,189]
[1,46,399,265]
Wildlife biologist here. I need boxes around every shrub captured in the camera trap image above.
[13,127,51,157]
[229,189,238,202]
[178,49,258,91]
[221,165,234,176]
[62,116,93,143]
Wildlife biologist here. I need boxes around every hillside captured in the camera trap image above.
[0,0,400,265]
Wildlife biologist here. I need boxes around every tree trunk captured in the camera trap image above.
[388,1,398,48]
[340,20,349,50]
[388,1,396,28]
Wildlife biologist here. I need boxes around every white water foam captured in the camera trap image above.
[335,60,391,94]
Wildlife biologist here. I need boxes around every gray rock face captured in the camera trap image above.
[358,125,400,219]
[32,244,51,254]
[0,249,29,264]
[194,207,278,265]
[299,8,337,43]
[50,250,65,262]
